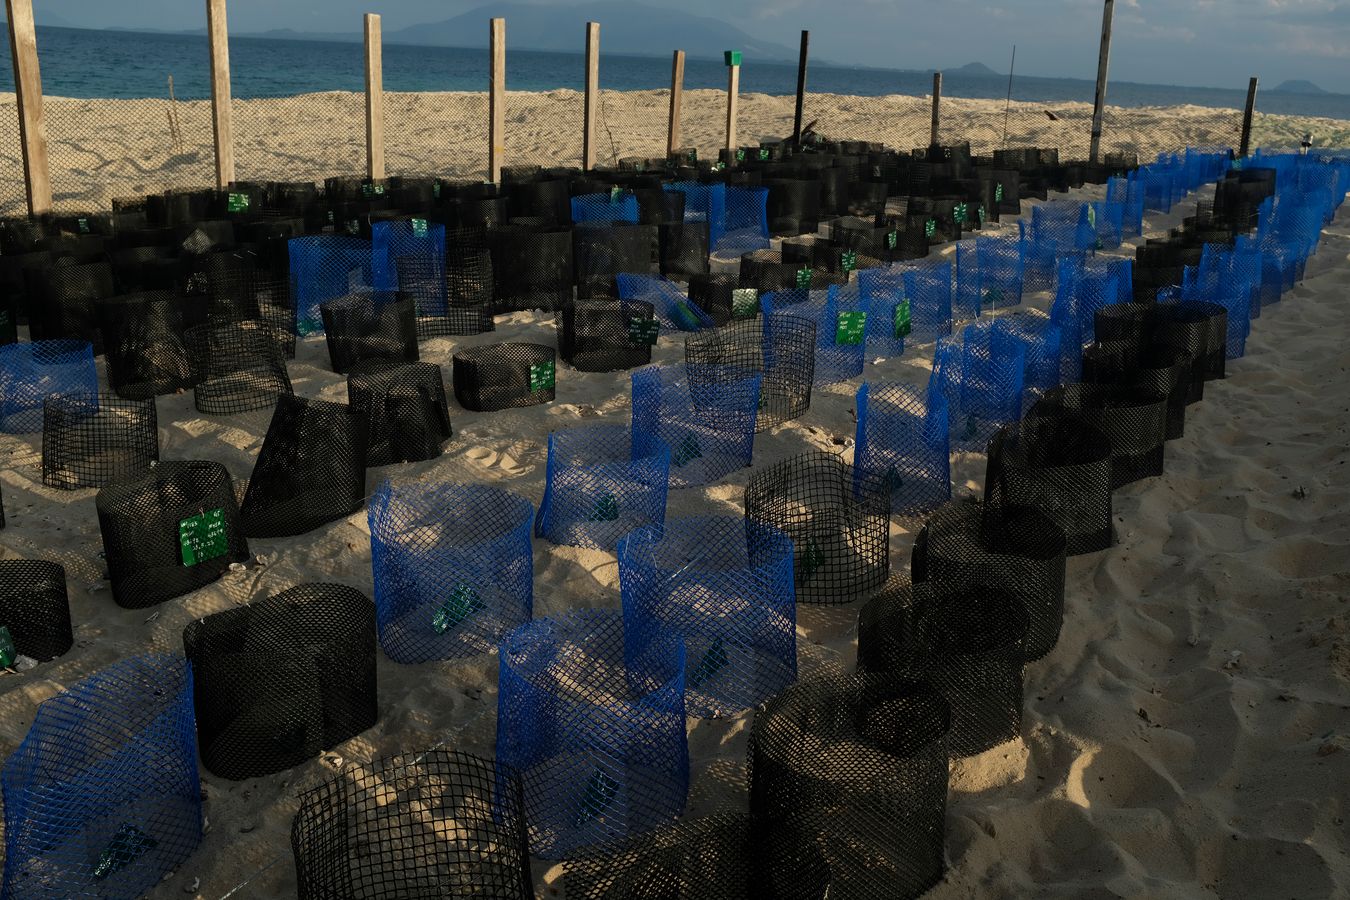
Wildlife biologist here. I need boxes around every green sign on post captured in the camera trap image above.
[835,311,867,346]
[432,583,485,634]
[411,218,429,238]
[795,268,813,290]
[732,288,759,319]
[995,182,1004,203]
[610,185,623,203]
[953,202,968,223]
[529,360,556,392]
[758,148,770,161]
[724,50,742,67]
[628,316,660,345]
[894,300,912,338]
[840,250,857,274]
[0,626,15,668]
[77,216,91,234]
[886,230,899,251]
[925,219,937,240]
[179,508,229,567]
[227,192,250,213]
[589,493,620,522]
[735,148,746,163]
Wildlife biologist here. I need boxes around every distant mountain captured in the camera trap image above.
[384,2,797,61]
[953,62,1000,76]
[1273,79,1328,95]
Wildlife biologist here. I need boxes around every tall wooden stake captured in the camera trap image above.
[205,0,234,187]
[667,50,685,156]
[489,18,505,183]
[930,71,942,147]
[582,22,600,170]
[364,13,385,181]
[6,0,51,214]
[792,31,809,147]
[1088,0,1115,163]
[1239,76,1259,157]
[725,52,741,151]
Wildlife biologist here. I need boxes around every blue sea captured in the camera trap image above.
[5,25,1350,121]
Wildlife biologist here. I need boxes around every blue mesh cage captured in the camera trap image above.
[995,312,1064,400]
[665,182,727,251]
[618,516,796,718]
[571,192,641,225]
[536,424,671,551]
[1188,244,1252,359]
[616,274,713,332]
[954,241,980,322]
[929,321,1026,450]
[495,609,688,860]
[289,236,376,336]
[856,267,908,359]
[762,287,867,387]
[956,235,1024,320]
[2,654,201,899]
[717,186,771,255]
[1025,202,1095,291]
[372,219,444,295]
[854,382,951,518]
[1052,256,1122,381]
[1086,200,1125,250]
[862,259,952,345]
[0,340,98,434]
[369,481,534,664]
[632,364,759,489]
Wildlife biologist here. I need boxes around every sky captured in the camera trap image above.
[22,0,1350,90]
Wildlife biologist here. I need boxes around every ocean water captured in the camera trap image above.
[4,25,1350,121]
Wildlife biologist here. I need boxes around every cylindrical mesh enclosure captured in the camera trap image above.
[348,362,452,468]
[291,750,534,900]
[369,481,533,664]
[288,236,377,335]
[618,516,795,717]
[95,293,197,399]
[536,425,671,551]
[489,225,574,313]
[762,287,867,387]
[616,274,714,333]
[562,812,752,900]
[857,581,1027,757]
[1082,343,1192,440]
[854,382,951,519]
[744,451,891,604]
[41,393,159,490]
[1,654,201,899]
[559,299,658,373]
[747,674,950,900]
[94,460,249,610]
[631,364,760,490]
[182,583,378,781]
[658,221,710,280]
[495,609,688,859]
[912,499,1067,661]
[239,394,369,538]
[858,261,953,346]
[0,560,73,662]
[452,342,557,412]
[320,293,419,375]
[929,322,1027,451]
[1033,383,1169,489]
[0,339,99,434]
[32,261,116,349]
[686,273,742,327]
[1155,300,1227,383]
[685,315,816,432]
[185,320,293,415]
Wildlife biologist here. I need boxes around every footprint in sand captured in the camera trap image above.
[463,445,531,477]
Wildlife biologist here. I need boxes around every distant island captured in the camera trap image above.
[953,62,1001,77]
[1273,80,1328,95]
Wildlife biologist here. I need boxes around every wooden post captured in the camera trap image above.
[1088,0,1115,163]
[792,30,809,148]
[667,50,685,157]
[1239,76,1259,157]
[930,71,942,147]
[205,0,235,187]
[364,13,385,181]
[725,51,741,152]
[5,0,51,214]
[489,18,505,183]
[582,22,600,170]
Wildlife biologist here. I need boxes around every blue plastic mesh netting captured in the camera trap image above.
[618,516,796,718]
[858,259,952,346]
[1086,200,1125,250]
[1052,256,1123,382]
[495,609,688,860]
[371,219,444,296]
[854,382,951,519]
[369,481,534,664]
[956,234,1025,320]
[536,424,671,551]
[1107,175,1145,238]
[289,236,377,335]
[571,192,641,225]
[1184,240,1259,359]
[719,186,771,255]
[617,274,714,332]
[0,340,99,434]
[929,320,1027,451]
[1024,202,1094,291]
[665,182,727,251]
[995,311,1064,400]
[762,287,867,387]
[2,654,201,900]
[632,364,760,490]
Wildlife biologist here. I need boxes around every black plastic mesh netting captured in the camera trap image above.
[1154,300,1227,384]
[452,342,557,412]
[559,299,658,373]
[489,225,574,313]
[41,393,160,490]
[984,414,1114,557]
[563,812,753,900]
[347,361,452,468]
[658,221,710,281]
[745,451,891,604]
[199,250,296,358]
[291,749,534,900]
[320,293,419,375]
[1081,342,1192,441]
[747,674,950,899]
[857,581,1027,757]
[685,315,816,432]
[182,583,378,781]
[185,320,294,414]
[686,273,742,327]
[239,394,369,538]
[574,223,660,300]
[95,293,197,399]
[95,460,250,610]
[0,560,72,662]
[1033,383,1169,490]
[32,261,116,349]
[912,499,1067,661]
[395,248,495,339]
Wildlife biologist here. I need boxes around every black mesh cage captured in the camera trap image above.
[1033,383,1169,489]
[984,414,1114,557]
[857,581,1027,757]
[0,560,73,662]
[748,674,950,900]
[95,460,250,610]
[41,393,160,490]
[686,273,739,327]
[1081,342,1192,440]
[563,812,753,900]
[291,750,534,900]
[239,394,370,539]
[184,320,294,415]
[573,223,660,300]
[912,499,1066,661]
[1092,302,1153,349]
[319,293,419,375]
[95,292,198,399]
[489,225,574,313]
[658,221,710,280]
[394,249,495,339]
[685,316,816,432]
[559,299,658,373]
[200,250,296,358]
[1155,301,1227,383]
[181,583,378,781]
[744,451,891,604]
[452,342,557,412]
[764,179,822,236]
[34,261,116,348]
[347,361,452,468]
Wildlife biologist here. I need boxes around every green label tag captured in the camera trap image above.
[978,204,987,225]
[713,161,726,172]
[411,218,428,237]
[609,186,623,203]
[840,250,857,274]
[671,300,702,331]
[77,216,91,233]
[227,192,250,213]
[673,433,702,467]
[576,769,620,826]
[433,182,442,198]
[0,626,15,668]
[736,149,746,163]
[589,493,620,521]
[983,287,1004,308]
[1087,205,1097,228]
[953,202,968,223]
[179,508,229,567]
[93,824,156,880]
[628,316,660,345]
[724,50,742,67]
[795,268,813,289]
[732,288,759,319]
[759,148,770,161]
[882,465,904,494]
[689,638,728,690]
[995,182,1005,202]
[432,583,485,634]
[925,219,937,240]
[835,311,866,346]
[361,182,386,198]
[886,230,898,250]
[327,210,336,223]
[894,300,912,338]
[529,360,556,392]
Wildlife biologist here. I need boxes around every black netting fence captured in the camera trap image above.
[685,315,816,432]
[744,451,891,604]
[1033,383,1169,490]
[0,339,99,434]
[574,223,661,301]
[348,361,452,468]
[489,224,574,313]
[631,364,760,490]
[559,298,659,373]
[618,515,797,718]
[184,320,294,415]
[95,292,197,399]
[0,560,72,662]
[239,394,369,538]
[1153,300,1228,384]
[291,749,533,900]
[762,287,866,388]
[685,272,746,327]
[452,342,557,412]
[31,261,116,349]
[41,393,159,490]
[320,292,419,375]
[181,583,378,781]
[1081,342,1192,441]
[853,382,951,520]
